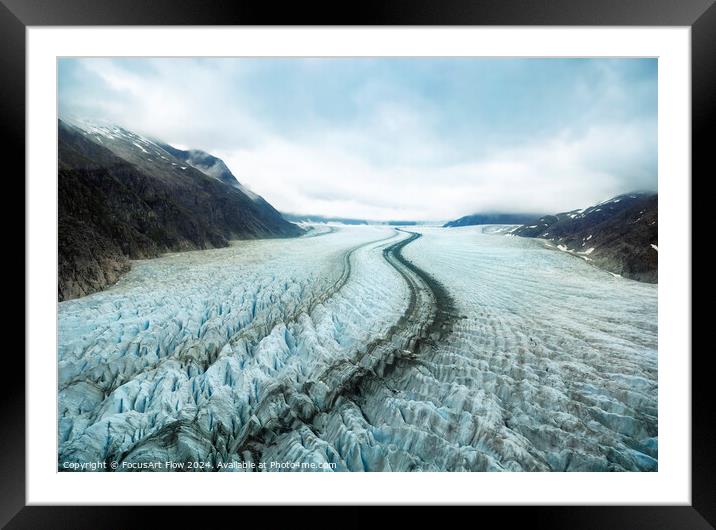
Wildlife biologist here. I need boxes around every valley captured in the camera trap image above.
[58,224,657,471]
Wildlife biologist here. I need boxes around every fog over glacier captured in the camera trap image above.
[59,225,657,471]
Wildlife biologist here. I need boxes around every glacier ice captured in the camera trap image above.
[58,224,658,471]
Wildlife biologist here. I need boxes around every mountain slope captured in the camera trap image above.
[156,142,262,199]
[512,193,658,282]
[58,120,302,301]
[443,213,542,228]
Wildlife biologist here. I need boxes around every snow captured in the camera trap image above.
[650,244,658,252]
[69,119,266,204]
[69,120,116,140]
[479,224,520,236]
[59,226,410,469]
[132,141,149,154]
[58,225,657,472]
[389,227,657,470]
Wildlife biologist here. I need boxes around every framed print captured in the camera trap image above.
[6,0,714,526]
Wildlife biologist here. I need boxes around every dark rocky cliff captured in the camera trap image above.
[513,193,658,283]
[443,213,542,227]
[58,120,302,301]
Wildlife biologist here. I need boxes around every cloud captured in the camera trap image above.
[217,117,655,220]
[59,57,657,220]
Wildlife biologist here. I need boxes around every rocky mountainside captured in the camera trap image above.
[443,213,542,227]
[513,193,658,282]
[156,142,262,199]
[58,119,302,301]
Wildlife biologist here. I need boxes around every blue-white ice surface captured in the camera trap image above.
[58,225,657,471]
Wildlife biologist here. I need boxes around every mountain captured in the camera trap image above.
[155,142,262,200]
[58,119,302,301]
[443,213,542,228]
[512,193,658,282]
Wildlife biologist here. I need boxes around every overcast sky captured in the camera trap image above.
[59,58,657,221]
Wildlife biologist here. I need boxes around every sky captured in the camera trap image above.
[58,57,657,221]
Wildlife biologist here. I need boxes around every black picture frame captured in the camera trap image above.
[5,0,713,527]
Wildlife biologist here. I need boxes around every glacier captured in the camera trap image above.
[58,224,657,471]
